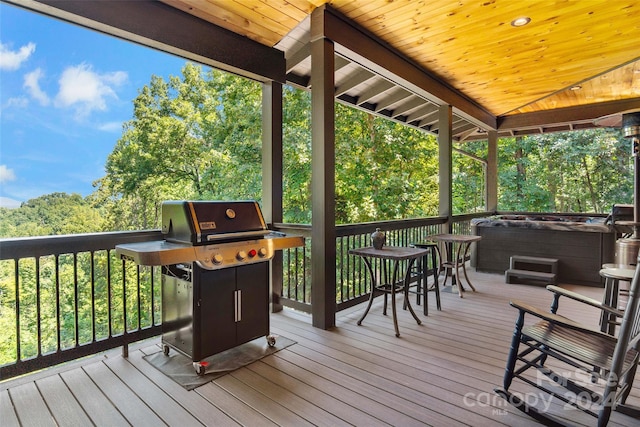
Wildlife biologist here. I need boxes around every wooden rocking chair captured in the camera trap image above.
[494,264,640,426]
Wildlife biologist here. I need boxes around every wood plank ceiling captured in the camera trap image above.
[161,1,640,140]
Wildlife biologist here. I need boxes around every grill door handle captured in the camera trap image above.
[235,290,242,322]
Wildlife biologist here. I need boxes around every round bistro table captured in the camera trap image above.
[349,246,428,337]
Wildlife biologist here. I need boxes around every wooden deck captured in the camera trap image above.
[2,270,639,426]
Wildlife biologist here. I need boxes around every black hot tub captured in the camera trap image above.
[471,214,615,286]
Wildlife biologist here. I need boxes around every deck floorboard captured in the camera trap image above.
[2,270,639,426]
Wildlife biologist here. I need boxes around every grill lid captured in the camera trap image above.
[162,200,269,245]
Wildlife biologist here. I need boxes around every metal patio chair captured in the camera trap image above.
[494,265,640,426]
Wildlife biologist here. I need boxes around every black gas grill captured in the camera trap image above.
[116,201,303,375]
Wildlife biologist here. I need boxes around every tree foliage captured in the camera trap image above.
[94,64,263,230]
[0,193,104,237]
[497,129,632,212]
[334,105,438,222]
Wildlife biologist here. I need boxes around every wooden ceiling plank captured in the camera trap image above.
[161,0,283,45]
[331,0,390,18]
[369,1,640,115]
[238,0,314,21]
[384,1,601,42]
[226,0,302,27]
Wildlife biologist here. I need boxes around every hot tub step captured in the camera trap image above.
[505,268,557,285]
[509,255,559,273]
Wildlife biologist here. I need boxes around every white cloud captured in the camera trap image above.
[0,42,36,70]
[0,197,22,209]
[4,97,29,109]
[97,121,123,132]
[24,68,50,106]
[0,165,17,183]
[54,63,127,118]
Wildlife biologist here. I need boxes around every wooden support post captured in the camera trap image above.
[486,130,498,213]
[310,9,337,329]
[262,81,284,312]
[438,104,453,233]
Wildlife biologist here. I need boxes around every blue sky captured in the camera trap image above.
[0,3,191,208]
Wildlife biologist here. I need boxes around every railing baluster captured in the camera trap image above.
[73,253,79,347]
[151,265,156,326]
[55,254,61,352]
[91,251,96,343]
[122,258,127,334]
[14,259,20,362]
[35,257,41,357]
[107,249,113,338]
[136,265,141,330]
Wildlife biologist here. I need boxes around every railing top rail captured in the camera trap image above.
[495,210,609,218]
[452,211,494,222]
[0,230,162,260]
[275,217,449,238]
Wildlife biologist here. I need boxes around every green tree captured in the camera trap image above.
[497,128,631,213]
[334,106,439,223]
[95,64,263,230]
[452,141,487,214]
[0,193,104,237]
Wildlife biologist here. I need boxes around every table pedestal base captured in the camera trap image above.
[350,246,427,337]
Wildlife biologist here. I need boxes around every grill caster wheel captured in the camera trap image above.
[266,335,276,347]
[162,345,170,356]
[193,362,206,376]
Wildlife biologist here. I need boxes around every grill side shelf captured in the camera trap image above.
[115,235,304,268]
[115,241,198,266]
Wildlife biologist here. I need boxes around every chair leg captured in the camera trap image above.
[502,310,525,391]
[430,247,441,310]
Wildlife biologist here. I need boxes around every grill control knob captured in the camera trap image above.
[236,250,247,261]
[211,254,224,265]
[258,247,268,257]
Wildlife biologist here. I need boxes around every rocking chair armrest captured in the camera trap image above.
[546,285,625,318]
[509,299,604,334]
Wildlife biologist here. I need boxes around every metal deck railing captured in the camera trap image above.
[0,214,489,380]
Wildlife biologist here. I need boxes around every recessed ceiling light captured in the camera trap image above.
[570,85,582,91]
[511,17,531,27]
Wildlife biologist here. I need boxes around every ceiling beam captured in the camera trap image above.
[315,5,496,130]
[498,98,640,130]
[356,80,394,106]
[374,89,411,112]
[13,0,285,83]
[418,111,440,128]
[391,97,424,118]
[335,69,375,96]
[406,104,438,122]
[286,44,311,73]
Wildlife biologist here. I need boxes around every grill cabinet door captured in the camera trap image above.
[194,267,236,360]
[236,262,269,344]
